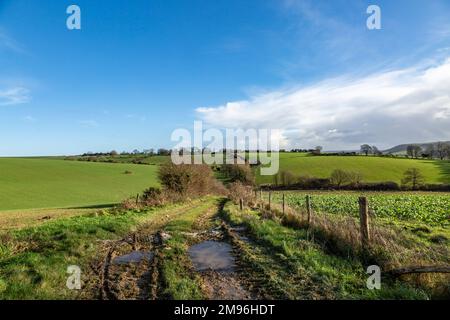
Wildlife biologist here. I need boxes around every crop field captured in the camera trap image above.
[256,153,450,185]
[266,191,450,225]
[0,158,159,211]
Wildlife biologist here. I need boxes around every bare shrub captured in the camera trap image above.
[119,198,140,211]
[278,170,296,186]
[141,187,167,207]
[159,163,206,196]
[228,181,255,205]
[221,164,255,185]
[347,171,363,186]
[330,169,351,188]
[158,162,225,198]
[401,168,425,190]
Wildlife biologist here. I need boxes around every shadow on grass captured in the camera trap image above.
[431,160,450,184]
[67,203,117,209]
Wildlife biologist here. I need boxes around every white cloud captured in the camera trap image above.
[196,58,450,150]
[0,87,30,106]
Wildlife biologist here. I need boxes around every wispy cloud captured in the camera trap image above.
[125,113,147,122]
[0,86,30,106]
[279,0,369,62]
[196,58,450,150]
[0,28,25,53]
[79,120,99,127]
[23,115,36,123]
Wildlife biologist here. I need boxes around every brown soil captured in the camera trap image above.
[83,200,261,300]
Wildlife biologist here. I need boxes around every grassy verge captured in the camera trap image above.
[0,207,100,231]
[159,197,221,300]
[256,194,449,295]
[0,200,203,300]
[222,202,430,299]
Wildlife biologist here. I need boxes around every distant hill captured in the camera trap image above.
[383,141,450,155]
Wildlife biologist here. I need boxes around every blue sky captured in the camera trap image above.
[1,0,450,155]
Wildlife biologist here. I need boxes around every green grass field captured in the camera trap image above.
[0,158,159,211]
[256,153,450,184]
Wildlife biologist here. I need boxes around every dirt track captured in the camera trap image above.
[83,199,260,300]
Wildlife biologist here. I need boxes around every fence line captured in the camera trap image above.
[255,190,371,248]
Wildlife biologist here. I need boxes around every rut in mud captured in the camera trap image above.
[187,230,255,300]
[84,199,261,300]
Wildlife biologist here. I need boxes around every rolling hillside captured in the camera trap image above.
[383,141,450,155]
[256,153,450,185]
[0,158,159,211]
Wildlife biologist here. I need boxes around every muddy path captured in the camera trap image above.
[82,201,203,299]
[186,227,256,300]
[83,198,262,300]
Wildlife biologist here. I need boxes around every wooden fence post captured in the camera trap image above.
[136,193,139,206]
[268,192,271,210]
[359,197,370,249]
[306,195,312,225]
[282,193,285,214]
[239,198,243,211]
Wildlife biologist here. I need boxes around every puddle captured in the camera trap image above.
[188,241,236,273]
[230,226,247,232]
[237,235,250,243]
[112,251,154,265]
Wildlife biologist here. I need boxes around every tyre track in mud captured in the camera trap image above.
[88,199,265,300]
[181,201,262,300]
[85,200,205,300]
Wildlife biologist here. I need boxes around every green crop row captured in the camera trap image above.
[267,192,449,225]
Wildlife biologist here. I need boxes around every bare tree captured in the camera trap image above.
[315,146,323,154]
[443,144,450,160]
[407,145,422,158]
[330,169,350,188]
[401,168,425,190]
[406,145,414,158]
[372,146,382,156]
[436,142,448,160]
[360,144,372,156]
[424,145,435,159]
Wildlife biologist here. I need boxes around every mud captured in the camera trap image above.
[112,251,154,265]
[188,241,236,273]
[200,271,254,300]
[85,200,260,300]
[187,225,258,300]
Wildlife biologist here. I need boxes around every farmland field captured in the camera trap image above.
[0,158,159,211]
[266,191,450,225]
[0,156,449,300]
[1,196,443,300]
[256,153,450,185]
